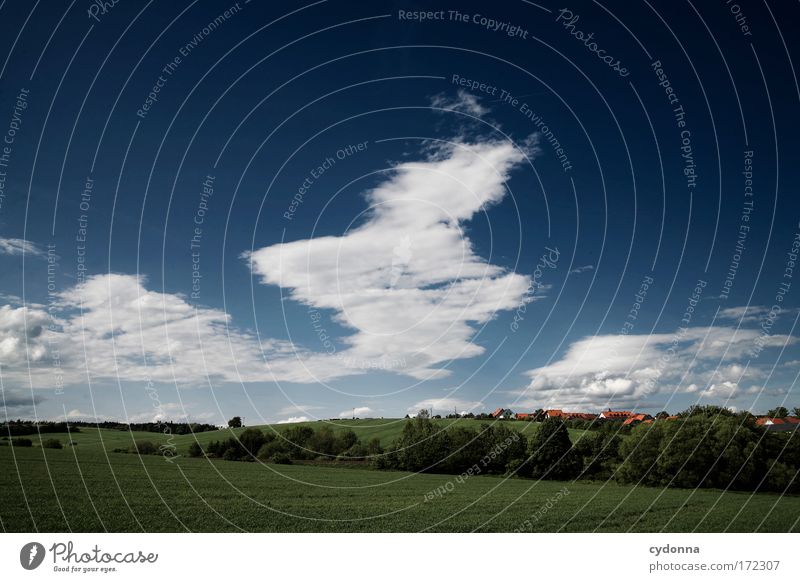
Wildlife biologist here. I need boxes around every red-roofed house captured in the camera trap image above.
[599,410,632,420]
[545,409,566,419]
[756,417,785,426]
[623,413,654,426]
[756,417,800,432]
[490,408,515,419]
[566,412,598,421]
[516,413,533,420]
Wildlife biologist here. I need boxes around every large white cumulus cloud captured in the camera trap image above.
[246,139,535,381]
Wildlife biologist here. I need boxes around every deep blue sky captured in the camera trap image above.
[1,0,799,424]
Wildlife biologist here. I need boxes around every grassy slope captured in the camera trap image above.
[2,446,798,532]
[3,418,581,454]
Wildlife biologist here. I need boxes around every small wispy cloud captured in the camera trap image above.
[0,237,45,257]
[430,89,489,117]
[718,305,771,324]
[569,264,594,275]
[276,416,310,424]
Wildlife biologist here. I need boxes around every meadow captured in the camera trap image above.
[1,422,799,532]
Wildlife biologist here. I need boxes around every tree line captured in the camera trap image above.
[1,419,218,437]
[190,425,384,464]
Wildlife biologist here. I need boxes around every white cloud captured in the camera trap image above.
[0,273,300,388]
[569,265,594,274]
[516,326,796,409]
[0,304,51,367]
[276,416,310,424]
[246,139,534,381]
[408,397,484,415]
[338,406,373,418]
[718,305,770,324]
[0,237,46,257]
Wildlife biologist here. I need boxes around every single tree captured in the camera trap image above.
[767,406,789,418]
[227,416,243,428]
[526,418,581,480]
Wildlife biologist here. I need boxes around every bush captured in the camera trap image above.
[42,438,63,449]
[574,432,621,479]
[188,442,203,458]
[617,416,763,490]
[526,419,581,480]
[239,428,268,460]
[11,438,33,447]
[132,440,157,455]
[271,452,292,465]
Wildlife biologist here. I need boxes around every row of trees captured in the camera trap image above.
[376,413,799,493]
[1,419,220,436]
[1,436,70,448]
[194,426,383,464]
[190,409,799,494]
[616,414,799,492]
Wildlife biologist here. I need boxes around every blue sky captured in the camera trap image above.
[1,0,799,424]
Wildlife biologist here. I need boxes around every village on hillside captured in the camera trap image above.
[434,407,800,432]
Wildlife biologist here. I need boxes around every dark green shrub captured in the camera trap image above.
[526,419,581,480]
[42,438,62,449]
[133,440,157,455]
[271,452,292,465]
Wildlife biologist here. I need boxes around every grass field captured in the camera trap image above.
[2,435,799,532]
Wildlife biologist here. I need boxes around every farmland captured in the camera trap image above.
[1,423,799,532]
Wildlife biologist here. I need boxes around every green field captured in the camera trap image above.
[2,426,799,532]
